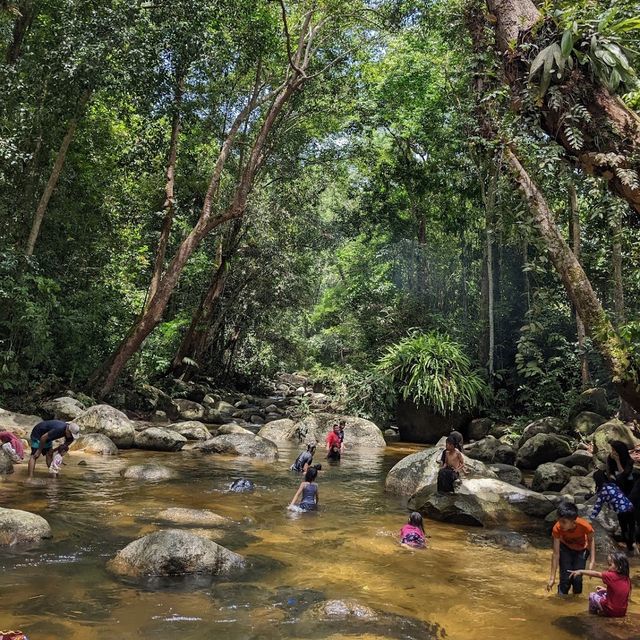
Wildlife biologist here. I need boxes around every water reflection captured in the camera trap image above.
[0,443,635,639]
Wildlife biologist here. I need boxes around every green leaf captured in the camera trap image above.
[561,30,574,58]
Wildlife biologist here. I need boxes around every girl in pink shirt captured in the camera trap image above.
[400,512,427,549]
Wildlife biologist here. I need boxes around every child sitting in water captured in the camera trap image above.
[288,466,319,511]
[570,551,631,617]
[49,443,69,476]
[400,512,427,549]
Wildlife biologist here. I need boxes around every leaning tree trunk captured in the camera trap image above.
[568,181,589,387]
[486,0,640,217]
[610,205,625,326]
[25,89,92,256]
[505,147,640,408]
[5,1,34,64]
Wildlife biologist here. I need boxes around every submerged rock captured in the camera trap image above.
[107,529,244,578]
[134,427,187,452]
[72,433,118,456]
[121,463,177,481]
[199,433,278,460]
[0,507,52,546]
[157,508,232,527]
[468,530,530,552]
[229,478,255,492]
[75,404,135,448]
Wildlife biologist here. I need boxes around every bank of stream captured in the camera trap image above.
[0,442,636,639]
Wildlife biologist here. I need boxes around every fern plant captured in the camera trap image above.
[377,331,490,415]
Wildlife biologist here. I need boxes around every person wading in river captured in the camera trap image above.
[28,420,79,478]
[291,441,317,473]
[326,424,343,461]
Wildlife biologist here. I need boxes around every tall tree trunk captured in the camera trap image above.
[89,69,306,397]
[146,76,184,307]
[522,237,530,312]
[485,0,640,217]
[5,1,34,64]
[610,205,625,326]
[568,181,590,387]
[25,89,91,256]
[505,147,640,408]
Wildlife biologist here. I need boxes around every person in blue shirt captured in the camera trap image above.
[590,469,635,552]
[28,420,79,478]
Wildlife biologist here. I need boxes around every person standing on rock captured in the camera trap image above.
[590,470,635,553]
[326,424,343,461]
[28,420,79,478]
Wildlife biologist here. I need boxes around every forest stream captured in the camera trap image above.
[1,441,635,640]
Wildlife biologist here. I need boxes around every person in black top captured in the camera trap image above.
[28,420,80,478]
[291,442,316,473]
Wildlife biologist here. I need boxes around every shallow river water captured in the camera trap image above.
[0,442,638,639]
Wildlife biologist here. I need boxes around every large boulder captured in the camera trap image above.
[157,508,232,527]
[199,433,278,460]
[0,408,41,437]
[569,387,609,419]
[409,478,555,526]
[553,613,640,640]
[0,507,52,545]
[313,413,386,447]
[569,411,607,437]
[517,417,566,448]
[516,433,572,469]
[167,421,210,440]
[41,396,85,421]
[396,399,467,444]
[133,384,179,419]
[75,404,135,448]
[174,399,205,421]
[488,463,523,486]
[121,463,177,481]
[72,433,118,455]
[467,418,493,441]
[591,419,640,463]
[465,436,500,463]
[134,427,187,452]
[257,418,298,443]
[555,450,594,469]
[531,462,575,492]
[107,529,244,578]
[494,444,517,465]
[385,444,496,496]
[0,450,13,474]
[216,423,254,436]
[560,475,596,501]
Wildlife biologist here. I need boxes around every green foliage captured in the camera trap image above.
[377,331,490,415]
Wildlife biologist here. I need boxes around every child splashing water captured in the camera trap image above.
[49,443,69,477]
[400,512,427,549]
[570,552,631,617]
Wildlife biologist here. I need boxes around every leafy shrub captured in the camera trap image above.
[377,331,490,415]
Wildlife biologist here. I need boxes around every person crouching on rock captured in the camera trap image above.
[28,420,79,478]
[326,424,343,461]
[289,466,319,511]
[291,441,316,473]
[400,512,427,549]
[437,435,464,493]
[0,431,25,463]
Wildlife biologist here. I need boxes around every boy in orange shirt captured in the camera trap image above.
[547,500,596,595]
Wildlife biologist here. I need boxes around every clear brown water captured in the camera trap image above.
[0,442,637,639]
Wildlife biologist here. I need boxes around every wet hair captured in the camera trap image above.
[408,511,425,534]
[608,551,630,577]
[593,468,610,492]
[56,443,69,455]
[557,500,579,520]
[312,463,322,471]
[304,467,318,482]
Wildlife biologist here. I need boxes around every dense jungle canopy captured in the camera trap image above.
[1,0,640,426]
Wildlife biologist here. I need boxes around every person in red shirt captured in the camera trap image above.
[570,552,631,617]
[547,501,595,594]
[325,424,343,461]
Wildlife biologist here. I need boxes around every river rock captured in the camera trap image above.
[107,529,244,578]
[174,399,205,421]
[516,433,572,469]
[75,404,135,448]
[72,433,118,455]
[467,418,493,441]
[157,508,232,527]
[591,419,640,463]
[41,396,86,421]
[518,417,566,448]
[167,421,210,440]
[0,450,14,474]
[229,478,255,492]
[313,413,386,447]
[468,530,530,551]
[134,427,187,452]
[465,436,500,463]
[555,450,593,468]
[488,463,522,486]
[385,445,497,496]
[216,423,254,436]
[136,384,179,419]
[553,613,640,640]
[257,418,298,443]
[570,411,607,437]
[396,399,467,444]
[199,433,278,460]
[121,463,177,481]
[569,387,609,419]
[531,462,575,492]
[0,507,52,546]
[494,444,517,465]
[0,408,41,436]
[410,477,555,524]
[560,475,596,501]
